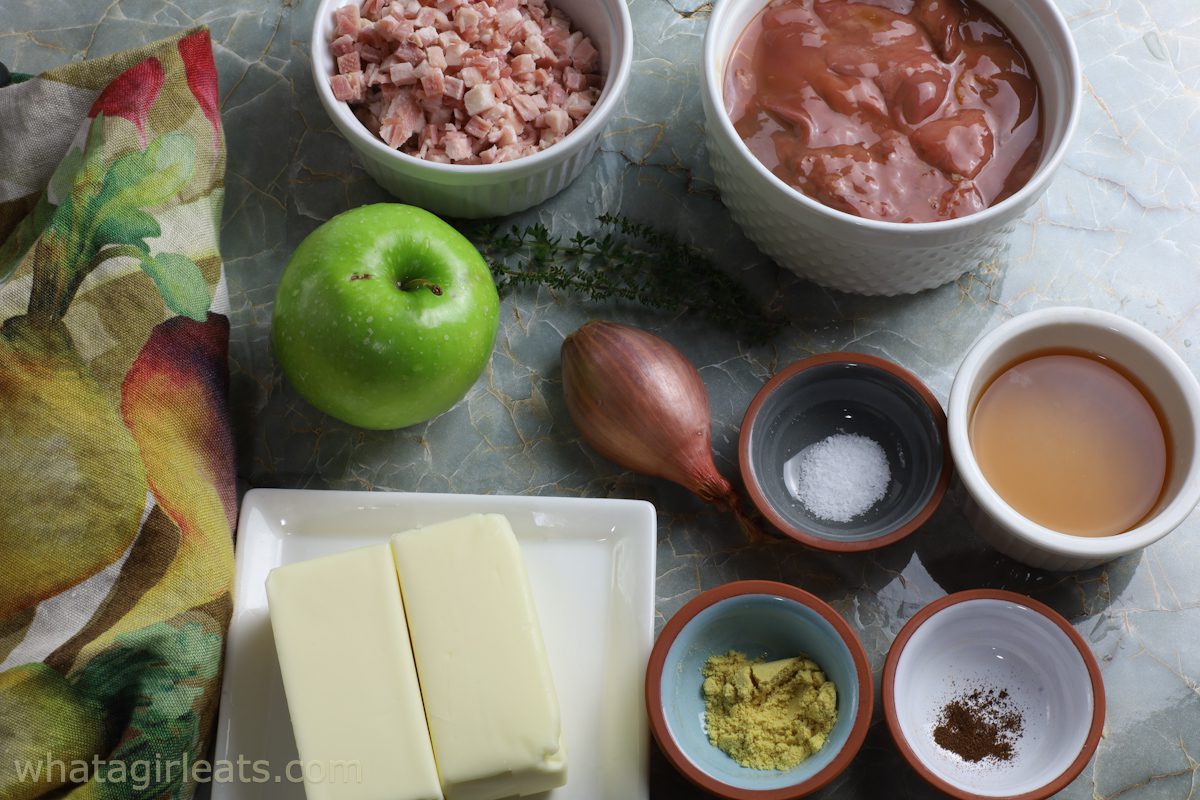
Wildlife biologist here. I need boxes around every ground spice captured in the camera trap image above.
[701,651,837,770]
[932,686,1024,763]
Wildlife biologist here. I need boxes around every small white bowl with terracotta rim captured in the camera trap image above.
[948,306,1200,570]
[311,0,633,218]
[739,352,951,552]
[883,589,1105,800]
[646,580,872,799]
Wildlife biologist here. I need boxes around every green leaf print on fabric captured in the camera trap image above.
[138,252,210,321]
[28,122,206,325]
[72,620,224,800]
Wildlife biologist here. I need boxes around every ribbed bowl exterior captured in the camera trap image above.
[355,134,602,219]
[699,0,1081,297]
[703,99,1020,296]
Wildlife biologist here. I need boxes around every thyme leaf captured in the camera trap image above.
[472,214,783,344]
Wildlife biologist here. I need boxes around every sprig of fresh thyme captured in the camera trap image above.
[472,214,783,344]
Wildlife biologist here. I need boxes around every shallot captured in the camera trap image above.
[561,321,763,542]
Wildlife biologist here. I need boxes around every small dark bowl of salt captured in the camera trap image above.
[739,352,950,551]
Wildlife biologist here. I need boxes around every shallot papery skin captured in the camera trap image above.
[561,321,762,541]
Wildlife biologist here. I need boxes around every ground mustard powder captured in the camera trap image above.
[701,651,837,770]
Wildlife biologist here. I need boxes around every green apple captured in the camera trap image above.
[272,204,500,430]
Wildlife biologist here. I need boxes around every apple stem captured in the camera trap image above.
[398,278,443,296]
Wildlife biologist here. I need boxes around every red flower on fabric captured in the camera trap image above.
[88,56,165,149]
[178,30,222,153]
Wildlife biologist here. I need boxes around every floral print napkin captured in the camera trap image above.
[0,28,233,800]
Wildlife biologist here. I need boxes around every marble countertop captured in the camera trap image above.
[4,0,1199,797]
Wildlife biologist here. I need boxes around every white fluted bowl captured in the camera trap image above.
[312,0,632,219]
[701,0,1081,295]
[948,307,1200,571]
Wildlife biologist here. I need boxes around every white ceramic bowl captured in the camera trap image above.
[948,307,1200,571]
[701,0,1081,295]
[884,590,1104,800]
[312,0,633,219]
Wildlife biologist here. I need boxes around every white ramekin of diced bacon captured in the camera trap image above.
[313,0,632,218]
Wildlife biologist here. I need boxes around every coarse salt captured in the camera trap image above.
[784,433,890,523]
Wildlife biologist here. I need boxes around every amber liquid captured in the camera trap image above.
[969,350,1169,537]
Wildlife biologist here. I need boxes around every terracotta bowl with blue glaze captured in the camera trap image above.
[646,581,872,799]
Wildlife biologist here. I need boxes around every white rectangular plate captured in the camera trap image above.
[213,489,656,800]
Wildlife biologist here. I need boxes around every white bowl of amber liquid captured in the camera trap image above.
[948,307,1200,571]
[701,0,1081,295]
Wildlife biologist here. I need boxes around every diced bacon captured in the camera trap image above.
[510,92,542,122]
[464,115,493,139]
[464,83,497,116]
[496,120,520,146]
[497,7,523,34]
[415,6,438,27]
[564,91,593,120]
[375,15,406,43]
[544,82,567,106]
[390,62,417,85]
[394,44,425,65]
[523,33,549,61]
[445,40,471,67]
[491,31,512,52]
[428,106,454,126]
[443,75,465,100]
[544,24,569,52]
[562,30,584,57]
[444,131,472,161]
[497,143,532,162]
[331,34,357,57]
[460,66,485,88]
[493,77,519,101]
[413,26,439,47]
[329,0,601,164]
[337,51,361,74]
[357,44,383,64]
[542,105,570,135]
[421,67,446,97]
[482,101,511,124]
[330,71,365,102]
[381,90,424,147]
[334,3,360,37]
[455,6,482,34]
[511,53,535,76]
[572,38,599,72]
[563,66,585,92]
[418,124,441,153]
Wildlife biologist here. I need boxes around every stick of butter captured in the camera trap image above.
[266,543,443,800]
[391,514,567,800]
